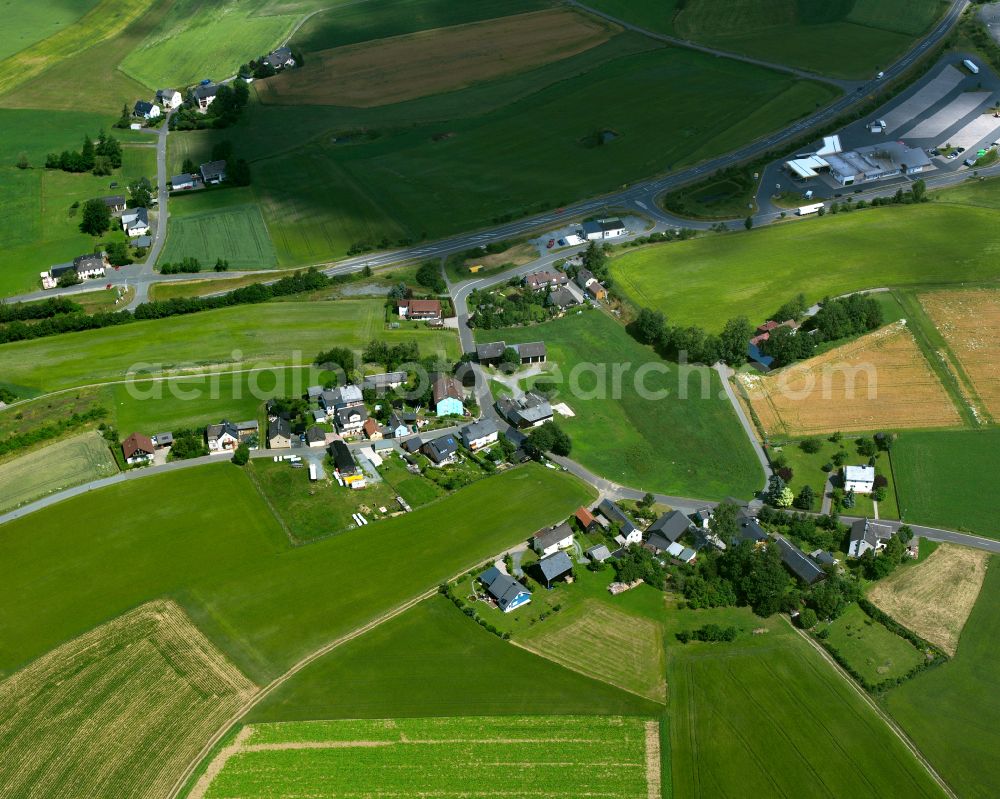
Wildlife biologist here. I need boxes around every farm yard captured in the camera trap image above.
[892,429,1000,537]
[868,544,989,656]
[610,202,1000,332]
[0,600,257,799]
[0,300,460,393]
[480,311,763,499]
[740,322,961,437]
[196,716,657,799]
[249,595,661,723]
[0,431,118,514]
[666,605,947,799]
[886,557,1000,799]
[919,288,1000,420]
[257,8,616,108]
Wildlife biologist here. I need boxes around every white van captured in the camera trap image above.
[963,59,980,75]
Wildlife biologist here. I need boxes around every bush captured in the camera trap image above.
[798,608,817,629]
[799,438,822,454]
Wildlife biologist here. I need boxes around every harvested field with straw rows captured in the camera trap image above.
[919,289,1000,419]
[0,601,257,799]
[869,544,989,656]
[256,8,616,107]
[195,715,657,799]
[740,322,961,436]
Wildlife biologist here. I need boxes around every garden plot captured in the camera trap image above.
[195,715,657,799]
[742,322,961,436]
[0,600,257,799]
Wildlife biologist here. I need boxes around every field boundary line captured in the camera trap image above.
[785,616,958,799]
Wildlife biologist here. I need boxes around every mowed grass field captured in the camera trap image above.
[0,600,256,799]
[610,201,1000,333]
[249,595,661,723]
[118,0,298,88]
[0,431,118,513]
[740,322,962,437]
[480,310,763,499]
[198,716,656,799]
[666,0,942,78]
[666,605,947,799]
[892,429,1000,537]
[868,543,989,656]
[0,300,460,392]
[0,462,593,682]
[0,0,101,61]
[159,203,278,270]
[886,557,1000,799]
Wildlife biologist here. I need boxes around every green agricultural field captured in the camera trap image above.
[201,715,655,799]
[584,0,680,35]
[0,462,592,682]
[820,603,924,686]
[0,300,460,393]
[480,310,762,499]
[291,0,556,52]
[892,429,1000,537]
[159,203,278,270]
[250,594,660,722]
[0,431,118,513]
[119,0,298,88]
[670,0,944,79]
[611,202,1000,332]
[886,557,1000,799]
[119,144,157,184]
[666,605,947,799]
[0,0,101,61]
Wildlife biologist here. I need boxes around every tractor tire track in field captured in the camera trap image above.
[786,617,958,799]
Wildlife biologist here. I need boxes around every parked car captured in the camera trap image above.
[964,158,977,167]
[947,151,959,159]
[876,71,884,80]
[546,239,555,249]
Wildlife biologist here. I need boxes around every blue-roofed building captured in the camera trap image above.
[479,567,532,613]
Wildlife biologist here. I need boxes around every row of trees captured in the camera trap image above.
[0,268,344,344]
[0,297,82,323]
[44,130,123,176]
[630,308,754,366]
[0,407,106,457]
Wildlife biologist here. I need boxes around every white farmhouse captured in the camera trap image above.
[843,465,875,493]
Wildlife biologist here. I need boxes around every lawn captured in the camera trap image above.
[819,603,925,686]
[667,604,947,799]
[610,202,1000,332]
[199,715,655,799]
[118,0,299,88]
[249,594,661,722]
[0,462,593,683]
[480,310,763,499]
[0,600,256,799]
[886,556,1000,799]
[892,428,1000,536]
[159,202,279,270]
[0,300,460,392]
[0,430,118,513]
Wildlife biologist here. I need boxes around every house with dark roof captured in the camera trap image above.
[362,371,407,392]
[335,404,368,435]
[171,173,195,190]
[647,510,693,545]
[810,549,839,567]
[776,535,826,584]
[495,392,551,428]
[321,385,364,416]
[524,271,568,291]
[263,46,295,70]
[479,567,531,613]
[121,207,149,237]
[538,550,574,588]
[547,286,578,309]
[199,159,227,184]
[207,421,240,452]
[102,195,127,215]
[848,518,894,558]
[533,523,574,557]
[733,508,769,547]
[191,83,219,110]
[329,439,357,475]
[581,218,625,240]
[305,426,327,448]
[132,100,160,120]
[156,88,182,109]
[122,432,155,464]
[267,417,292,449]
[401,436,423,454]
[153,432,173,449]
[586,544,612,563]
[514,341,546,364]
[574,267,607,300]
[476,340,508,366]
[460,419,498,451]
[597,499,639,542]
[422,434,459,465]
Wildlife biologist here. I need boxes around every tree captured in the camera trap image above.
[896,524,913,545]
[57,270,81,288]
[117,103,131,128]
[229,158,252,186]
[856,436,877,458]
[582,239,608,279]
[214,257,229,272]
[709,500,740,545]
[80,198,111,235]
[793,484,815,510]
[744,215,753,230]
[798,608,817,629]
[501,346,521,367]
[182,157,196,173]
[416,261,446,293]
[15,152,29,169]
[633,308,666,346]
[81,134,95,171]
[231,442,250,466]
[105,241,132,266]
[719,317,753,365]
[766,473,787,506]
[800,437,822,454]
[525,421,572,457]
[639,492,655,509]
[911,178,927,202]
